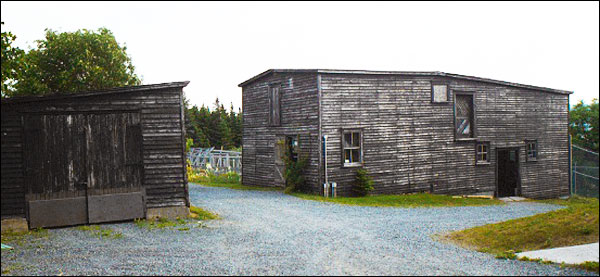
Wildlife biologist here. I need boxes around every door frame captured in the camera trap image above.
[495,147,522,197]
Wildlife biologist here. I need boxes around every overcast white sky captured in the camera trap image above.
[1,1,598,109]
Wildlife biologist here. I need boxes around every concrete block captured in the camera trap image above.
[28,197,88,228]
[146,206,189,220]
[88,192,145,224]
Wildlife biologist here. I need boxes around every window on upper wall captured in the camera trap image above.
[526,140,538,162]
[268,85,281,126]
[455,94,475,139]
[342,130,362,166]
[476,142,490,164]
[431,84,450,103]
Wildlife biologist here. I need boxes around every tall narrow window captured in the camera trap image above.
[476,142,490,164]
[455,94,474,139]
[269,86,281,126]
[342,130,362,166]
[526,140,537,162]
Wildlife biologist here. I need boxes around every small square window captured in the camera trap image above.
[432,84,449,103]
[476,142,490,164]
[526,140,537,162]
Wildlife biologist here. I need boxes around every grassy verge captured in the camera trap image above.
[441,196,599,272]
[290,192,504,208]
[191,182,283,192]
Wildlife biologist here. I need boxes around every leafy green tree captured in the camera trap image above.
[11,28,140,97]
[1,22,25,97]
[570,99,599,152]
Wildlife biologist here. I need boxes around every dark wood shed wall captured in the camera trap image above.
[242,73,321,192]
[320,74,569,198]
[0,87,188,219]
[1,110,25,218]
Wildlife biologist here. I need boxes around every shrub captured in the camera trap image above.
[277,139,309,193]
[353,168,374,196]
[186,159,208,183]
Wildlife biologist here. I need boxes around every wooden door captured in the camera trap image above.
[274,136,286,188]
[24,112,144,228]
[24,114,89,227]
[84,113,144,224]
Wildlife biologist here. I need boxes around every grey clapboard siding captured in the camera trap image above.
[1,82,189,219]
[320,74,569,198]
[242,73,321,193]
[240,70,570,199]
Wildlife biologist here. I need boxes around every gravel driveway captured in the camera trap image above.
[1,185,596,276]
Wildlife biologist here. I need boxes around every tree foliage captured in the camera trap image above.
[570,99,599,152]
[1,22,25,97]
[7,27,140,97]
[277,139,309,193]
[184,97,242,150]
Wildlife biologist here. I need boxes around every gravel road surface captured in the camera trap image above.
[1,185,595,276]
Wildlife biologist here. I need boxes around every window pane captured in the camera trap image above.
[351,149,360,163]
[456,94,474,138]
[344,149,351,163]
[433,85,448,102]
[457,118,471,137]
[352,132,360,147]
[344,133,352,148]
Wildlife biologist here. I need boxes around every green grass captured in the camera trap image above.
[135,205,219,230]
[191,182,283,192]
[574,261,599,273]
[1,228,48,247]
[442,196,599,272]
[75,225,123,239]
[134,217,184,230]
[290,192,504,208]
[189,205,220,220]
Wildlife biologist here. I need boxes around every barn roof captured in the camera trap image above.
[238,69,572,95]
[1,81,190,104]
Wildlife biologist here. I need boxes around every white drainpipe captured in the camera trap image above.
[323,135,329,197]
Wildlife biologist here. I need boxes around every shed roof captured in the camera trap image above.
[1,81,190,104]
[238,69,572,95]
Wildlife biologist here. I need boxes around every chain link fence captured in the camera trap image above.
[572,144,599,198]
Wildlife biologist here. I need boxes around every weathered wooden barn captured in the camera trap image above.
[239,69,572,199]
[1,82,190,230]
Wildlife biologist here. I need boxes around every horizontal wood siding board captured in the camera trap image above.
[320,74,569,198]
[242,73,321,192]
[1,86,188,218]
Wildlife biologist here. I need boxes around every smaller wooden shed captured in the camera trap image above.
[1,82,190,230]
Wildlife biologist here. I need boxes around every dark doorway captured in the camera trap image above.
[497,148,521,197]
[273,135,299,188]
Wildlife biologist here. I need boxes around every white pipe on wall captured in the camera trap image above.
[323,135,328,197]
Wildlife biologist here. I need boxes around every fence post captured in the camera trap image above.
[573,162,576,196]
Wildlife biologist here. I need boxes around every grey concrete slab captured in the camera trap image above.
[517,243,599,264]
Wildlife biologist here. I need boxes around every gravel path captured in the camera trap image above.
[1,185,596,276]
